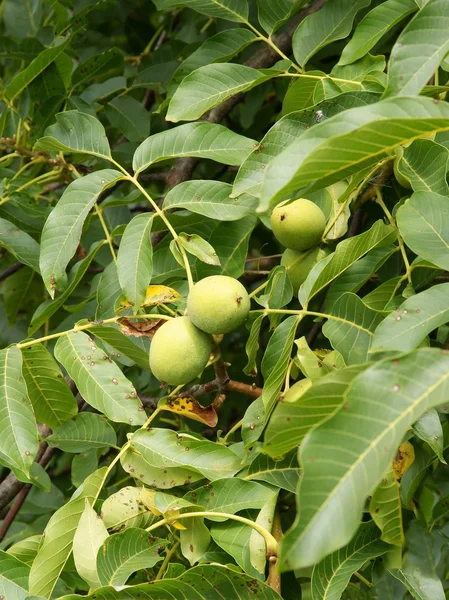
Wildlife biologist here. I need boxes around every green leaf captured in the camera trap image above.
[129,428,242,481]
[413,409,445,462]
[7,535,41,566]
[299,221,396,306]
[371,283,449,353]
[96,262,121,320]
[311,522,388,600]
[170,28,257,87]
[163,180,257,221]
[167,64,275,122]
[281,72,342,116]
[2,267,38,326]
[184,479,277,517]
[56,564,282,599]
[34,110,112,160]
[105,96,150,143]
[280,348,449,571]
[369,469,404,546]
[46,413,117,453]
[29,241,104,335]
[0,550,30,600]
[322,292,384,365]
[243,451,300,493]
[257,0,306,35]
[340,0,417,65]
[260,97,449,209]
[397,192,449,271]
[73,501,109,590]
[178,232,220,266]
[292,0,371,67]
[363,276,402,311]
[5,34,73,101]
[243,316,299,446]
[54,331,146,426]
[152,0,249,22]
[72,47,123,89]
[391,522,445,600]
[180,517,211,565]
[39,169,123,297]
[88,325,150,371]
[0,346,37,481]
[29,468,107,598]
[101,487,154,531]
[21,343,78,429]
[384,0,449,97]
[120,447,203,489]
[233,91,378,199]
[264,365,366,457]
[116,213,153,308]
[133,123,256,175]
[0,218,40,272]
[255,265,293,310]
[396,139,449,194]
[244,314,264,376]
[96,528,167,586]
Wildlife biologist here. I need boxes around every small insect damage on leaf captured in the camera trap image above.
[119,317,165,338]
[392,441,415,480]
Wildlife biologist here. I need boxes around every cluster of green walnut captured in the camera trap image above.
[149,198,328,387]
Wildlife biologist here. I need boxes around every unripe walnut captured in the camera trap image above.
[271,198,326,251]
[149,316,212,385]
[187,275,250,334]
[281,246,331,294]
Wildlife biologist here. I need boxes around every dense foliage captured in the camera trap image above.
[2,0,449,598]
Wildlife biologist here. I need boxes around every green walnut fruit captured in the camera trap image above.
[281,246,331,294]
[187,275,251,334]
[283,379,312,403]
[271,198,326,251]
[149,316,212,385]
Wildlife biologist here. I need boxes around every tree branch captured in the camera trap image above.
[0,262,24,283]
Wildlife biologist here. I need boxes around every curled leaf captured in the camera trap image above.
[162,395,218,427]
[119,317,165,339]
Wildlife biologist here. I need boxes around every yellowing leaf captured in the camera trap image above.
[162,395,218,427]
[392,441,415,480]
[142,285,181,306]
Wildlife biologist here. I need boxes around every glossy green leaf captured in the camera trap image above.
[152,0,249,22]
[371,283,449,353]
[0,550,30,600]
[0,218,40,272]
[29,468,108,598]
[369,469,404,547]
[133,123,256,175]
[413,409,445,462]
[163,180,257,221]
[0,346,37,480]
[261,97,449,209]
[299,221,396,306]
[264,365,366,457]
[340,0,417,65]
[384,0,449,97]
[292,0,371,67]
[88,325,150,371]
[232,91,378,199]
[180,517,211,565]
[54,331,146,426]
[129,428,242,481]
[178,232,220,266]
[57,564,282,599]
[116,213,153,308]
[73,501,109,589]
[96,262,122,320]
[281,348,449,570]
[243,451,300,493]
[396,139,449,194]
[257,0,306,35]
[6,535,41,566]
[310,522,388,600]
[97,529,166,586]
[242,316,299,446]
[46,413,117,453]
[244,314,264,376]
[21,343,78,429]
[167,64,275,122]
[5,34,73,100]
[34,110,112,159]
[105,96,150,142]
[72,47,123,89]
[322,292,384,365]
[39,170,123,297]
[397,192,449,271]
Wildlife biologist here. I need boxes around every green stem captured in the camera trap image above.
[155,540,180,580]
[94,204,117,261]
[146,511,278,557]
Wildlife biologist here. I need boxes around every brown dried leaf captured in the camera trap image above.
[119,317,164,338]
[163,395,218,427]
